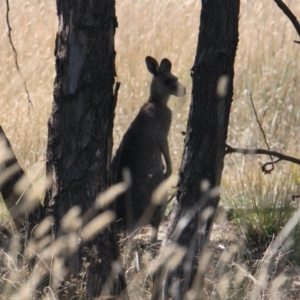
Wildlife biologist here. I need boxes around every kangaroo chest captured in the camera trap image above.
[140,102,172,134]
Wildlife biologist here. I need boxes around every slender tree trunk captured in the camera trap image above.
[152,1,240,299]
[45,1,126,298]
[0,126,43,236]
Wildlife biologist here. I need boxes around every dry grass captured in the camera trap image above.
[0,0,300,299]
[1,1,299,171]
[0,1,299,181]
[0,1,56,181]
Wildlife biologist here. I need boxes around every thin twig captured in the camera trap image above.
[167,192,176,205]
[225,144,300,164]
[273,0,300,43]
[249,93,274,171]
[249,94,271,151]
[5,0,33,112]
[261,158,281,174]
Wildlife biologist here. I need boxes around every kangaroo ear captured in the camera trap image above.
[145,56,159,75]
[160,58,172,73]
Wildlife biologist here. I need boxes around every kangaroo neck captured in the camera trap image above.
[148,93,170,106]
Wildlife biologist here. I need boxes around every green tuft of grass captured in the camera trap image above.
[222,157,300,261]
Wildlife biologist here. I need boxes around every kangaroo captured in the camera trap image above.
[111,56,186,241]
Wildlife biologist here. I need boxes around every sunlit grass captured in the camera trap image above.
[0,1,56,176]
[0,1,299,179]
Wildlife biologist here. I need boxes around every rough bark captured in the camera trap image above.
[0,126,43,235]
[45,1,125,298]
[152,1,240,299]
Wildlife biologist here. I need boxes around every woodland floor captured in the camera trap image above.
[121,206,300,300]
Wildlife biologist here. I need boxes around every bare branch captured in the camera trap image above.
[225,144,300,174]
[273,0,300,43]
[5,0,33,111]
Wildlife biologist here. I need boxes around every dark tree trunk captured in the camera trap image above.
[152,1,240,299]
[45,1,126,298]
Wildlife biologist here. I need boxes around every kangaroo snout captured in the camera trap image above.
[176,82,186,97]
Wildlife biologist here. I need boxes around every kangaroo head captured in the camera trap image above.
[145,56,186,104]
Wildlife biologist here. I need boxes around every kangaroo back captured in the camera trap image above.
[111,56,186,241]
